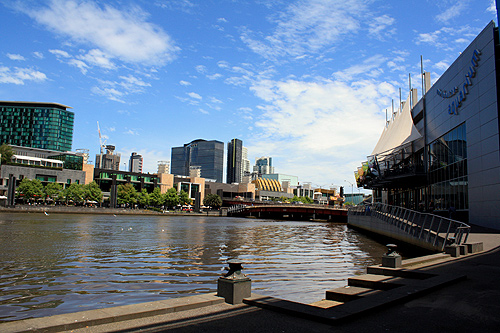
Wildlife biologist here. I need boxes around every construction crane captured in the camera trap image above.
[97,121,107,168]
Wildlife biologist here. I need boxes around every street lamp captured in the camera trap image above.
[344,180,353,205]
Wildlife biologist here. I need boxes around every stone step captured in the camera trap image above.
[347,274,403,290]
[366,266,436,280]
[308,300,343,309]
[325,286,379,302]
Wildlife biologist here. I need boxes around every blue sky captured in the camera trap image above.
[0,0,497,189]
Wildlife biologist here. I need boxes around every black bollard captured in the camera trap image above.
[217,259,251,304]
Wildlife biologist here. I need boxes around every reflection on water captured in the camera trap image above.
[0,213,387,322]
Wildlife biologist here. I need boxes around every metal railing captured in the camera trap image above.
[348,203,470,251]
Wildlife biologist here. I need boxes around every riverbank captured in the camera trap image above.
[0,205,222,216]
[2,234,500,332]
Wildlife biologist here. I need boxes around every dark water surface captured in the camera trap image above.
[0,213,387,322]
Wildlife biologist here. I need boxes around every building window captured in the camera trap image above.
[428,123,468,211]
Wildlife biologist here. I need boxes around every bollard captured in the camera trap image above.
[444,237,460,257]
[381,244,402,268]
[217,259,251,304]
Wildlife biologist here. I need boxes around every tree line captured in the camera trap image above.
[15,178,223,210]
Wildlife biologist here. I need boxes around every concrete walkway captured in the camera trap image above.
[2,231,500,332]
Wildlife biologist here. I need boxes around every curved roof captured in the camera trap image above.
[253,178,282,192]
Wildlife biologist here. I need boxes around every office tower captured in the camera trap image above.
[95,145,121,170]
[0,101,74,151]
[241,146,251,183]
[171,139,224,182]
[254,156,274,176]
[227,138,243,184]
[129,152,143,173]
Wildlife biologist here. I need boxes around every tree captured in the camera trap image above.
[84,181,103,203]
[17,178,44,203]
[149,187,164,207]
[117,183,137,206]
[0,143,14,165]
[300,196,313,204]
[137,189,150,208]
[65,183,85,204]
[203,194,222,209]
[163,187,179,209]
[178,190,191,206]
[44,182,63,203]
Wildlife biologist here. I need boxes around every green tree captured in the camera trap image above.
[84,181,103,204]
[163,187,179,209]
[117,183,137,206]
[65,183,85,204]
[178,190,191,206]
[203,194,222,209]
[17,178,44,203]
[149,187,164,207]
[300,196,313,204]
[44,182,63,203]
[0,143,14,165]
[137,189,150,208]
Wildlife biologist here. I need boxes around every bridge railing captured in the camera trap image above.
[348,203,470,251]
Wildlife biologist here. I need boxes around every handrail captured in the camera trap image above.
[348,203,470,251]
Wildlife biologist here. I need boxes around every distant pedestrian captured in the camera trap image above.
[448,204,456,219]
[428,200,435,213]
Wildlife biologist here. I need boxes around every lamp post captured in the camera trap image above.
[344,180,353,205]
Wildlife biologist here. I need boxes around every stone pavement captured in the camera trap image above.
[2,231,500,332]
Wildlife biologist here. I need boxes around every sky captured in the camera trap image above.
[0,0,497,190]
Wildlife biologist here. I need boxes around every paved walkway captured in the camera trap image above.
[2,231,500,332]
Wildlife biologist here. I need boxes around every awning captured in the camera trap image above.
[371,93,422,157]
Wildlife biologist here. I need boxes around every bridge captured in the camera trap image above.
[227,204,347,222]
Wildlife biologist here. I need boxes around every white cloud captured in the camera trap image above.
[241,0,368,60]
[0,66,47,85]
[179,80,191,86]
[68,59,89,74]
[188,92,202,100]
[21,0,180,65]
[33,51,44,59]
[248,78,393,185]
[50,49,71,58]
[368,15,395,40]
[7,53,25,61]
[333,55,387,81]
[217,17,228,23]
[77,49,116,70]
[195,65,207,73]
[435,1,468,23]
[199,108,210,114]
[207,73,222,80]
[91,75,151,102]
[91,86,125,103]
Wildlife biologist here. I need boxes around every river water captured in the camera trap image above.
[0,213,388,322]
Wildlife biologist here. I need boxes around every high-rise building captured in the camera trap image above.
[242,146,251,183]
[0,101,74,151]
[95,145,120,170]
[227,138,243,184]
[253,156,274,177]
[171,139,224,182]
[129,152,143,173]
[157,161,170,174]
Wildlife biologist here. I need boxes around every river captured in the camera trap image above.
[0,213,387,322]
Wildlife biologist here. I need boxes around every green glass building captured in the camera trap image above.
[0,101,74,152]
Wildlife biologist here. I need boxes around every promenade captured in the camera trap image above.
[2,229,500,332]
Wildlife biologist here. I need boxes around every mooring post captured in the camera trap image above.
[382,244,402,268]
[217,259,251,304]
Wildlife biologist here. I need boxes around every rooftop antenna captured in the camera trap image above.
[421,55,425,95]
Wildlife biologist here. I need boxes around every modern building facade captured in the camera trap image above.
[129,152,143,173]
[0,101,74,151]
[242,146,251,183]
[356,21,500,229]
[252,156,274,180]
[171,139,224,183]
[227,138,243,184]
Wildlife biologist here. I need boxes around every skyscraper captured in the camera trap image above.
[129,152,143,173]
[254,156,274,176]
[0,101,74,151]
[227,138,243,184]
[95,145,121,170]
[171,139,224,182]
